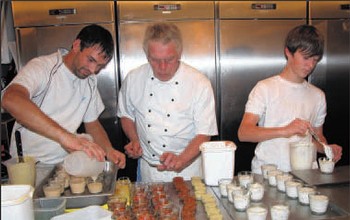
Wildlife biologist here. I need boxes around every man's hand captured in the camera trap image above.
[124,140,142,159]
[157,152,186,172]
[59,133,106,161]
[328,144,342,163]
[106,148,126,169]
[284,118,311,138]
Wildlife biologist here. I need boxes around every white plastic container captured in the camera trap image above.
[1,185,35,220]
[200,141,237,186]
[51,205,112,220]
[63,151,105,178]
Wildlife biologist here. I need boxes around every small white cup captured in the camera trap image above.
[248,182,264,202]
[218,178,233,197]
[270,202,290,220]
[309,193,329,215]
[318,157,335,174]
[247,204,268,220]
[238,171,254,188]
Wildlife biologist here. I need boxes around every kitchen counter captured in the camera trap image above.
[30,165,350,220]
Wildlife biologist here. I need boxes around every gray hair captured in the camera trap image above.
[143,23,183,56]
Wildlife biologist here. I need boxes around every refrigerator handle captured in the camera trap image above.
[49,8,77,16]
[153,4,181,11]
[340,4,350,11]
[251,3,277,10]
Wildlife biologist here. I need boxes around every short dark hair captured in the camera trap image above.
[285,25,324,60]
[76,24,114,60]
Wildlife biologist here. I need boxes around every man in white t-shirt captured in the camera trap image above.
[238,25,342,173]
[117,23,218,182]
[2,25,125,167]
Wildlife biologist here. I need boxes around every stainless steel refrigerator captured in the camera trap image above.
[218,1,307,173]
[308,0,350,166]
[11,1,124,152]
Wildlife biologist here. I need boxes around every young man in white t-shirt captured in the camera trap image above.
[238,25,342,173]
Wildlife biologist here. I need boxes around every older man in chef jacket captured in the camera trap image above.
[117,23,218,182]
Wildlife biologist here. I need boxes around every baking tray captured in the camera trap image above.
[34,161,118,208]
[291,165,349,186]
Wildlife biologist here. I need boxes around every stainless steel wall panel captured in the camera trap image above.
[219,1,306,19]
[119,1,214,21]
[119,21,216,86]
[309,1,350,19]
[12,1,114,27]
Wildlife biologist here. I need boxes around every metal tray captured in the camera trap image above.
[34,161,118,208]
[291,165,350,186]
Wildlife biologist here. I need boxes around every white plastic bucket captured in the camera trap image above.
[200,141,237,186]
[1,185,35,220]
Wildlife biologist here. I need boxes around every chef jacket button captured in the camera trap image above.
[171,98,174,102]
[148,124,151,127]
[150,93,153,96]
[152,154,155,157]
[151,77,154,80]
[164,129,168,132]
[148,141,151,144]
[167,114,170,117]
[175,81,179,85]
[163,144,166,148]
[149,109,151,113]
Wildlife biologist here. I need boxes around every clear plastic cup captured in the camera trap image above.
[309,192,329,215]
[261,164,277,179]
[233,189,250,211]
[218,178,233,197]
[247,204,268,220]
[285,179,303,199]
[276,172,293,192]
[267,170,282,187]
[238,171,254,188]
[298,185,316,205]
[248,182,264,202]
[318,157,335,174]
[270,201,290,220]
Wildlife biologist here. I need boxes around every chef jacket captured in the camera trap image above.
[117,62,218,182]
[245,75,326,173]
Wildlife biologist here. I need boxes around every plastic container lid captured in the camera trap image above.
[1,185,34,206]
[200,141,237,153]
[51,205,112,220]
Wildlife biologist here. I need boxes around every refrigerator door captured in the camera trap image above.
[309,1,350,166]
[12,1,114,27]
[218,1,306,173]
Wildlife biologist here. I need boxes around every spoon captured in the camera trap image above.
[15,130,24,163]
[309,129,333,160]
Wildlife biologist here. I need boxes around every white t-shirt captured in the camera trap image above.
[7,49,105,164]
[118,62,218,182]
[245,75,326,173]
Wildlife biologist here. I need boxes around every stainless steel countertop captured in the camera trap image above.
[32,165,350,219]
